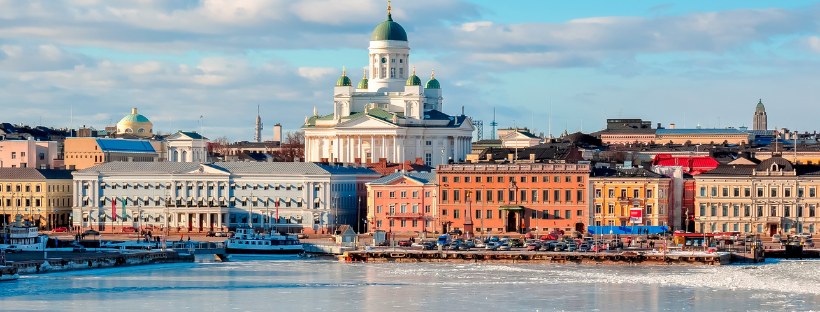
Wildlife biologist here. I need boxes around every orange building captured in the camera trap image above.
[437,163,591,235]
[64,138,158,170]
[366,171,437,234]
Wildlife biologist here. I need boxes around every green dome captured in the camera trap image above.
[120,114,150,123]
[425,70,439,89]
[406,74,421,86]
[756,99,765,111]
[357,77,368,89]
[371,13,408,41]
[336,68,352,87]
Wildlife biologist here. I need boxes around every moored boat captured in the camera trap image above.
[225,227,303,255]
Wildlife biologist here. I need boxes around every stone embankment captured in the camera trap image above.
[9,251,193,275]
[343,250,734,265]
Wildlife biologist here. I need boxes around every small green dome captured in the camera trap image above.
[371,13,408,41]
[358,77,368,89]
[425,69,439,89]
[406,74,421,86]
[336,68,352,87]
[756,99,765,111]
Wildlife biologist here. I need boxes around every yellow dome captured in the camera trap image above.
[116,108,153,137]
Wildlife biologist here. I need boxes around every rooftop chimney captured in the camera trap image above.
[670,123,676,129]
[529,153,536,163]
[508,153,514,163]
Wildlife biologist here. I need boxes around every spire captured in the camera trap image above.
[343,66,346,76]
[431,68,435,79]
[364,68,367,79]
[388,0,391,15]
[412,65,416,76]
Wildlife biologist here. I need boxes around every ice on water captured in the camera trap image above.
[2,260,820,311]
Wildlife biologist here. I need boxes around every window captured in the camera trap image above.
[785,206,791,217]
[486,210,493,219]
[441,190,448,202]
[733,188,740,197]
[811,205,817,217]
[542,209,549,219]
[595,189,602,198]
[733,205,739,217]
[476,210,482,219]
[647,205,653,215]
[454,177,460,183]
[722,188,728,197]
[799,188,805,198]
[425,153,431,166]
[710,204,717,217]
[608,189,615,198]
[757,188,764,197]
[425,191,431,198]
[542,189,549,202]
[771,188,777,197]
[425,205,431,213]
[454,190,461,202]
[595,205,602,214]
[646,189,653,198]
[400,191,407,198]
[699,204,706,217]
[531,176,537,183]
[576,190,583,202]
[608,204,615,215]
[565,176,571,183]
[465,177,471,183]
[508,190,515,202]
[497,190,504,202]
[531,190,537,202]
[476,177,482,183]
[564,210,571,219]
[576,176,583,183]
[519,176,526,183]
[377,192,382,198]
[554,210,560,219]
[453,209,460,219]
[486,190,493,202]
[744,205,750,217]
[425,141,432,146]
[400,204,406,213]
[722,205,728,217]
[497,177,503,183]
[553,176,560,183]
[757,205,764,217]
[554,190,560,202]
[542,176,549,182]
[785,188,792,197]
[700,187,706,197]
[711,187,717,197]
[10,152,15,159]
[634,189,640,198]
[770,206,777,217]
[744,188,751,197]
[520,190,526,202]
[389,191,395,198]
[412,191,418,198]
[811,188,817,198]
[442,176,448,183]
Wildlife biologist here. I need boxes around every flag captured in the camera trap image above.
[275,201,279,223]
[112,198,117,220]
[121,198,126,221]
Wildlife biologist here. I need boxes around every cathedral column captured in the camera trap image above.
[370,135,376,163]
[347,135,352,163]
[381,135,386,161]
[358,135,363,162]
[454,136,460,163]
[334,136,340,162]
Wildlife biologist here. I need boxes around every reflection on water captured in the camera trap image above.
[2,259,820,311]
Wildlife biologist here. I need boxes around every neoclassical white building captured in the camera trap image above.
[167,131,208,163]
[302,7,474,166]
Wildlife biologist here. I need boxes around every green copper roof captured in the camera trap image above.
[336,75,352,87]
[756,99,765,111]
[406,74,421,86]
[371,14,408,41]
[119,114,150,123]
[425,78,440,89]
[357,77,368,89]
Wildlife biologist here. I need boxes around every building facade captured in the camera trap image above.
[64,138,158,170]
[302,7,474,166]
[655,128,752,145]
[590,168,672,228]
[694,157,820,236]
[437,163,590,235]
[0,139,61,169]
[70,162,379,234]
[366,171,437,234]
[0,168,73,229]
[166,131,208,163]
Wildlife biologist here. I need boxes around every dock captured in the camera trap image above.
[342,250,734,265]
[5,251,194,275]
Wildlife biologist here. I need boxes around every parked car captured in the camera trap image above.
[578,243,591,252]
[215,231,228,237]
[526,242,541,251]
[489,237,500,243]
[398,240,412,247]
[795,233,812,239]
[554,242,566,252]
[72,245,87,253]
[2,245,22,253]
[52,227,68,233]
[566,241,578,252]
[647,233,660,240]
[496,243,511,251]
[121,227,137,233]
[485,242,497,250]
[206,231,216,237]
[745,235,755,242]
[83,229,100,236]
[509,238,524,248]
[422,242,436,250]
[635,236,647,244]
[447,242,461,250]
[457,243,471,251]
[376,240,389,247]
[803,238,815,248]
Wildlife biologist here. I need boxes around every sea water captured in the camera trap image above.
[2,259,820,311]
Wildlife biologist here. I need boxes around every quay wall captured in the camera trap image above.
[10,251,193,275]
[343,250,734,265]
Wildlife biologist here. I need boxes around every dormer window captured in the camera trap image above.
[772,164,778,171]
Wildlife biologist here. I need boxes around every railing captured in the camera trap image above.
[387,212,424,218]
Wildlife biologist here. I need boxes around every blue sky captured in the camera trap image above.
[1,0,820,141]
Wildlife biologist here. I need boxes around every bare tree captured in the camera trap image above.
[208,136,232,156]
[272,131,305,162]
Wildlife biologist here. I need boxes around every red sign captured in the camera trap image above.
[629,208,643,224]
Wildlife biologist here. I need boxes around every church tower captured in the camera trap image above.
[368,1,410,93]
[753,99,767,131]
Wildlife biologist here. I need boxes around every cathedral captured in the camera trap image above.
[302,4,474,166]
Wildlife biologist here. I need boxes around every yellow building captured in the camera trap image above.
[655,128,751,145]
[0,168,73,229]
[591,167,672,227]
[116,108,154,138]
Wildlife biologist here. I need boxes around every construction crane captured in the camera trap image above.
[472,120,484,141]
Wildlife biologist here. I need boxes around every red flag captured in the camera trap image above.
[275,201,279,222]
[112,198,117,220]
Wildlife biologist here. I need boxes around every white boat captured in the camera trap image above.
[225,227,303,255]
[0,226,48,252]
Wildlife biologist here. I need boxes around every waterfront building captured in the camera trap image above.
[753,99,768,131]
[0,139,62,169]
[166,131,208,163]
[436,163,590,234]
[590,167,672,228]
[64,138,158,170]
[366,171,437,234]
[0,168,73,229]
[694,156,820,236]
[115,108,154,138]
[302,5,474,166]
[70,162,379,234]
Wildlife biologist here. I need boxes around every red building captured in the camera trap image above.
[365,171,437,234]
[437,163,591,235]
[652,154,719,175]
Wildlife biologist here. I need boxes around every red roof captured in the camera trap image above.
[652,154,718,175]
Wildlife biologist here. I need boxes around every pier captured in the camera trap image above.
[4,251,194,275]
[342,250,734,265]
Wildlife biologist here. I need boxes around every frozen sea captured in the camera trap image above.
[2,258,820,311]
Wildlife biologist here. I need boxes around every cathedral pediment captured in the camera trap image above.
[180,164,230,175]
[336,114,399,129]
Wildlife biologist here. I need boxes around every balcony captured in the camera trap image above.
[386,212,424,218]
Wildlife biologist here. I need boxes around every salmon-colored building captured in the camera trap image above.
[366,171,437,234]
[437,163,591,235]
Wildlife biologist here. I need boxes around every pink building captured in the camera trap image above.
[366,171,437,234]
[0,139,62,169]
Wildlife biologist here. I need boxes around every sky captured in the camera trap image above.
[2,0,820,141]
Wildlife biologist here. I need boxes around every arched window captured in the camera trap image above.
[173,151,178,162]
[137,128,145,133]
[182,151,188,162]
[124,128,133,133]
[772,164,779,171]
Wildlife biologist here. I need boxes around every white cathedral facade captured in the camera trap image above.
[302,7,474,166]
